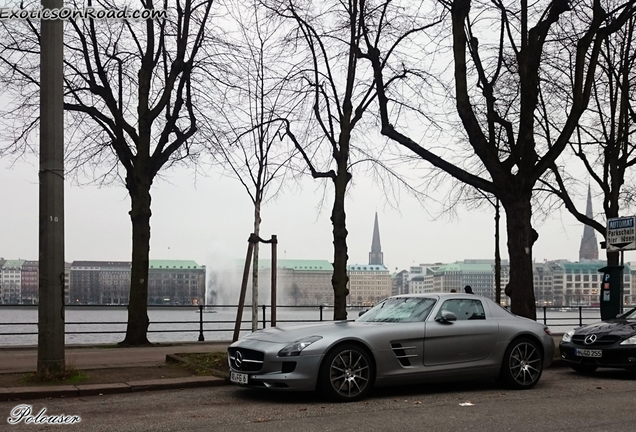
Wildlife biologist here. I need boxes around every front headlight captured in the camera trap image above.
[620,335,636,345]
[278,336,323,357]
[562,330,574,343]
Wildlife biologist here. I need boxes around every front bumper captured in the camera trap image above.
[559,341,636,369]
[228,340,324,392]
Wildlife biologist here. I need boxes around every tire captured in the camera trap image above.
[570,363,598,374]
[499,338,543,389]
[319,343,374,402]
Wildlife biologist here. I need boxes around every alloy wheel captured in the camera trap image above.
[507,340,542,387]
[327,348,371,400]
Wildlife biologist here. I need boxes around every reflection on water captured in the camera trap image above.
[0,306,605,346]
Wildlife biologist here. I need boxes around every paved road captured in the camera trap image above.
[2,364,635,431]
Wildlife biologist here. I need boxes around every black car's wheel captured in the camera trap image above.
[570,363,598,374]
[499,337,543,389]
[319,343,374,402]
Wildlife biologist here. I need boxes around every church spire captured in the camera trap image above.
[369,212,384,265]
[579,185,599,261]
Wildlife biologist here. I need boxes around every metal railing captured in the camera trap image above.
[0,304,629,344]
[0,304,332,343]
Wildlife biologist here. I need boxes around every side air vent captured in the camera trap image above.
[391,343,417,367]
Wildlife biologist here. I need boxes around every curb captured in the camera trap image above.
[0,375,226,402]
[165,353,230,381]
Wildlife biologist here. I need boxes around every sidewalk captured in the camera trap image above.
[0,341,231,402]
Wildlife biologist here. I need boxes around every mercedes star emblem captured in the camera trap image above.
[235,351,243,370]
[584,334,597,345]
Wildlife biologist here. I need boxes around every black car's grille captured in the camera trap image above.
[571,334,623,347]
[228,347,264,372]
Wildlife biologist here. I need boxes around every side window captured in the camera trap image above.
[436,299,486,321]
[462,300,485,320]
[436,299,462,319]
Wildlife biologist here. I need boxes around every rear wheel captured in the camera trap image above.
[319,343,374,402]
[570,363,598,374]
[499,338,543,389]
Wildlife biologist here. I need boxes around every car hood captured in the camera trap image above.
[576,320,636,337]
[238,320,379,344]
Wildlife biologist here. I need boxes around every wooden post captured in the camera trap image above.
[198,304,204,341]
[271,235,278,327]
[233,235,256,342]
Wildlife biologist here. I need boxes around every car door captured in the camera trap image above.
[423,298,499,366]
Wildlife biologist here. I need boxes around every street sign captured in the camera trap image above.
[607,216,636,252]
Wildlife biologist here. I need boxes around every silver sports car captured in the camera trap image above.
[228,293,554,401]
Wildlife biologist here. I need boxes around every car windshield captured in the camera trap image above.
[356,297,437,323]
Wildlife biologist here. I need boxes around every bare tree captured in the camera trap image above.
[541,11,636,267]
[207,0,299,330]
[260,0,384,321]
[361,0,635,319]
[0,0,222,345]
[252,0,375,320]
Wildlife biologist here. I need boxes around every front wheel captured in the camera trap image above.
[499,338,543,389]
[319,343,374,402]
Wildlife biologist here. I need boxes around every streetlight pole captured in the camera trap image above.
[38,0,65,374]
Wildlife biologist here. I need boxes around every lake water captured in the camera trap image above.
[0,306,335,346]
[0,306,604,346]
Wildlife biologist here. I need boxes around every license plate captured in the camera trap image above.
[230,371,248,384]
[575,349,602,358]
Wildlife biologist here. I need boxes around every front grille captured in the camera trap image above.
[228,347,264,372]
[572,334,622,347]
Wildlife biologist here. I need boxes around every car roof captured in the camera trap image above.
[390,293,488,300]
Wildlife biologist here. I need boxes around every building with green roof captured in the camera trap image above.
[68,259,205,305]
[148,260,205,305]
[408,260,509,301]
[231,259,333,306]
[404,259,633,307]
[229,259,393,307]
[149,260,204,270]
[255,259,333,272]
[542,260,632,306]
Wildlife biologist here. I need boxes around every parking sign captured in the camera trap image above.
[607,216,636,251]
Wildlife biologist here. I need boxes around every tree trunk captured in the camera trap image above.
[331,167,350,321]
[252,198,262,332]
[120,176,152,346]
[495,198,502,305]
[502,193,537,320]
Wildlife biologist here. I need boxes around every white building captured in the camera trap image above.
[347,264,392,307]
[1,259,25,304]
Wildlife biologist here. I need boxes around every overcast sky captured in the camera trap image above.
[1,153,604,274]
[0,1,618,279]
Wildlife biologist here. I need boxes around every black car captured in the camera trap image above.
[559,308,636,373]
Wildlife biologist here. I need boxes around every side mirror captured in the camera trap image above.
[435,310,457,323]
[358,310,368,317]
